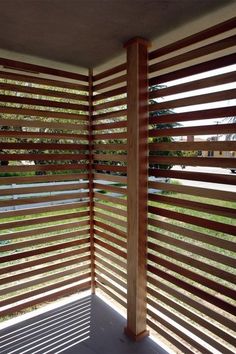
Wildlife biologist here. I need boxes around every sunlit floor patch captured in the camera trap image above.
[0,294,168,354]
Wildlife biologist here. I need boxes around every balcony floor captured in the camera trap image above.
[0,294,168,354]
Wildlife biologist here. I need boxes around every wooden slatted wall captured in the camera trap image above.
[92,64,128,308]
[0,61,91,318]
[147,19,236,353]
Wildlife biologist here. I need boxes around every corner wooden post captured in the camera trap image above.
[88,68,95,293]
[124,38,150,340]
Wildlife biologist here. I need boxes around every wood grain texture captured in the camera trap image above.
[149,17,236,60]
[0,70,88,91]
[88,68,96,294]
[149,53,236,87]
[147,275,235,343]
[149,35,236,73]
[125,37,149,338]
[0,57,88,82]
[0,82,88,101]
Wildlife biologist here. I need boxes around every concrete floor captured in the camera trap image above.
[0,295,168,354]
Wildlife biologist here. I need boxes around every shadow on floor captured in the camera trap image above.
[0,295,168,354]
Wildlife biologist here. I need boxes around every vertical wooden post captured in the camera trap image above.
[124,38,150,340]
[88,68,95,293]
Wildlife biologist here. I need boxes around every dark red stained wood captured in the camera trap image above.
[149,17,236,60]
[0,106,88,120]
[149,35,236,73]
[0,70,88,90]
[0,94,88,111]
[93,63,126,81]
[125,37,149,339]
[0,57,88,82]
[149,53,236,86]
[88,68,96,294]
[149,106,236,125]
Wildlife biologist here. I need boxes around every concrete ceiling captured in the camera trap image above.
[0,0,232,69]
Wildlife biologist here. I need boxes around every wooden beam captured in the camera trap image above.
[89,68,96,294]
[124,37,150,340]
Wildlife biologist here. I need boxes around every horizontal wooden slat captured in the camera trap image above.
[148,205,236,236]
[0,57,88,82]
[95,211,127,229]
[0,118,88,131]
[0,153,88,161]
[0,223,89,244]
[148,181,236,202]
[0,246,90,276]
[149,156,236,168]
[0,163,88,174]
[0,182,88,196]
[147,306,212,354]
[147,317,194,354]
[96,274,126,299]
[93,144,127,151]
[94,220,127,239]
[148,256,235,314]
[149,89,236,112]
[95,98,127,111]
[96,281,126,308]
[95,247,126,269]
[148,217,235,253]
[149,35,236,73]
[0,130,88,141]
[149,106,236,125]
[0,211,89,231]
[93,132,127,141]
[0,281,91,318]
[94,183,127,195]
[1,231,89,254]
[149,71,236,100]
[94,202,127,217]
[93,63,126,81]
[149,141,236,152]
[94,228,126,249]
[0,94,88,111]
[0,255,90,285]
[0,272,91,309]
[149,17,236,60]
[93,75,126,91]
[0,192,89,208]
[148,238,235,286]
[93,119,127,131]
[96,264,126,289]
[0,173,88,185]
[149,168,236,186]
[0,142,89,152]
[94,164,126,173]
[94,172,127,184]
[93,154,127,162]
[95,239,126,259]
[93,86,126,101]
[149,123,236,138]
[0,263,90,297]
[0,83,88,101]
[147,277,236,349]
[0,106,88,121]
[95,255,126,280]
[0,237,90,263]
[149,192,236,218]
[94,109,127,121]
[0,70,88,91]
[0,201,89,219]
[94,191,127,206]
[149,53,236,86]
[147,266,235,331]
